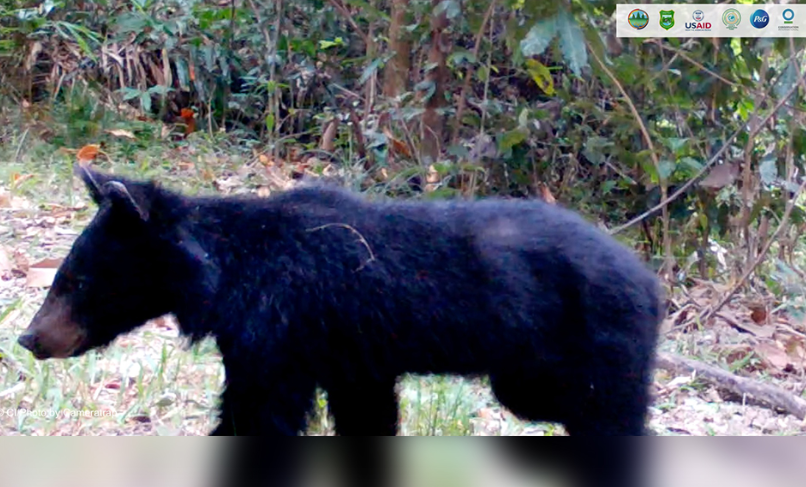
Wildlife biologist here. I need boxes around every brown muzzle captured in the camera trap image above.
[18,295,86,360]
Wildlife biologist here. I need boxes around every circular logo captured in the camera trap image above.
[693,10,704,22]
[628,8,649,30]
[751,9,769,28]
[783,8,795,23]
[722,8,741,30]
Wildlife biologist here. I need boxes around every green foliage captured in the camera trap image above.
[3,0,806,287]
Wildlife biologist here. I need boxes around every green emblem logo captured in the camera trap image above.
[659,10,675,30]
[628,9,649,30]
[722,8,741,30]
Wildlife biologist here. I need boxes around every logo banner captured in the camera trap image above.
[618,4,804,37]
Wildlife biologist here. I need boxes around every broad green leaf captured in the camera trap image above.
[525,59,554,95]
[519,19,558,57]
[517,108,529,128]
[664,137,688,153]
[679,157,704,171]
[447,144,470,159]
[175,58,191,91]
[555,9,588,76]
[581,22,610,67]
[120,87,142,101]
[601,180,616,194]
[359,57,385,85]
[435,0,462,20]
[414,80,436,101]
[140,92,152,113]
[148,85,171,96]
[477,65,489,82]
[658,159,675,181]
[774,62,797,118]
[582,136,612,164]
[759,155,778,185]
[319,37,345,50]
[497,128,529,153]
[448,50,477,67]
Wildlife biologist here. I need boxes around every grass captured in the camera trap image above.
[3,100,806,438]
[0,104,556,436]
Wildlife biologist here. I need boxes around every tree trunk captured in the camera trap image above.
[382,0,411,99]
[420,0,450,164]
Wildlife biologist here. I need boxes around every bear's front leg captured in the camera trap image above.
[212,372,317,436]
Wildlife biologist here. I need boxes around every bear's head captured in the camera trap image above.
[17,164,217,359]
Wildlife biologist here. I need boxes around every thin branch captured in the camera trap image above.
[652,40,806,116]
[451,0,497,145]
[588,39,674,275]
[609,64,806,235]
[655,352,806,420]
[700,175,806,323]
[326,0,370,46]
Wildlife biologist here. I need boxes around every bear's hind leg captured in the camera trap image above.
[326,378,399,436]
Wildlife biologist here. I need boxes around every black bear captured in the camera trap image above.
[18,164,662,438]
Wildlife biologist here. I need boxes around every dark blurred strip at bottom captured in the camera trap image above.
[211,439,648,487]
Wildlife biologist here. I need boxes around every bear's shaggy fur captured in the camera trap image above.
[20,164,662,442]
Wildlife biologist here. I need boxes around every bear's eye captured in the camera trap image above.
[59,275,86,294]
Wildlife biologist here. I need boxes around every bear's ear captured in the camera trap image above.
[74,164,152,222]
[103,181,149,222]
[74,163,106,205]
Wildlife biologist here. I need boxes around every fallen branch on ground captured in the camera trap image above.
[655,352,806,420]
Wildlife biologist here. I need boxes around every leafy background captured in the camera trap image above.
[1,0,806,437]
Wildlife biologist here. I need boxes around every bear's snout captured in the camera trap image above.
[18,296,86,360]
[17,333,38,354]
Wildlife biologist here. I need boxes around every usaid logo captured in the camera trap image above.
[751,9,769,28]
[685,10,711,31]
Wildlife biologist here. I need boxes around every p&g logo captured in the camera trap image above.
[751,9,769,29]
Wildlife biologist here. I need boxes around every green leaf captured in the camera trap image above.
[601,180,616,194]
[664,137,688,153]
[140,92,152,113]
[497,128,529,153]
[525,58,554,95]
[680,157,704,171]
[759,155,778,185]
[343,0,390,21]
[555,9,588,76]
[658,159,675,181]
[148,85,171,96]
[477,65,489,82]
[265,113,275,133]
[414,80,436,101]
[435,0,462,20]
[582,136,612,165]
[519,19,558,57]
[175,58,191,91]
[448,50,477,67]
[56,21,99,60]
[774,62,797,117]
[517,108,529,128]
[447,144,470,159]
[120,87,142,101]
[359,57,384,85]
[319,38,345,50]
